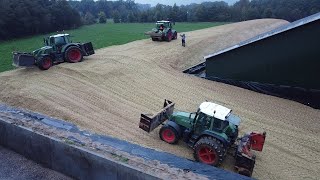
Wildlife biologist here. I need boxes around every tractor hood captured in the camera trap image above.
[152,28,163,34]
[171,111,194,129]
[172,111,194,119]
[33,46,52,57]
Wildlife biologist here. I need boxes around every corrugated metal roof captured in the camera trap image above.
[204,12,320,60]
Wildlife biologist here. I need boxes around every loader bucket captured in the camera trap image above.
[144,31,153,35]
[12,52,36,67]
[139,99,175,133]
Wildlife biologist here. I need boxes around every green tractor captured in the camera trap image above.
[139,100,266,177]
[145,20,177,42]
[13,33,95,70]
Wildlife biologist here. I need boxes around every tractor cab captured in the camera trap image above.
[156,21,172,30]
[193,112,230,134]
[191,102,240,142]
[194,102,241,128]
[44,34,71,52]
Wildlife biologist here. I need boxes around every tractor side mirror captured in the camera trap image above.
[189,112,197,119]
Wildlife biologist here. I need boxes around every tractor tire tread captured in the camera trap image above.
[194,136,225,166]
[65,46,83,63]
[38,56,52,70]
[159,125,179,144]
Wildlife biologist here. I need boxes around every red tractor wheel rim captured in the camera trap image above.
[68,49,81,62]
[162,129,175,143]
[43,58,51,69]
[198,146,216,164]
[168,33,172,40]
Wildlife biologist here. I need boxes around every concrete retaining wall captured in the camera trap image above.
[0,118,159,180]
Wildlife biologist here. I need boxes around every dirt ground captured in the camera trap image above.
[0,19,319,179]
[0,145,72,180]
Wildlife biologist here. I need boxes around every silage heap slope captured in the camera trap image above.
[0,19,319,180]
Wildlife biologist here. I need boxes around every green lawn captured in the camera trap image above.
[0,22,226,72]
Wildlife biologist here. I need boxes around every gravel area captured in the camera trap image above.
[0,145,72,180]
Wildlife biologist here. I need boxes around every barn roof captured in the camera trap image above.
[204,12,320,60]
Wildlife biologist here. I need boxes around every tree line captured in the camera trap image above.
[0,0,81,40]
[0,0,319,41]
[70,0,320,24]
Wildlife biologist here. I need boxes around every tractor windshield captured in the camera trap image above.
[156,23,165,29]
[49,36,65,46]
[64,35,71,43]
[55,36,66,46]
[156,22,171,29]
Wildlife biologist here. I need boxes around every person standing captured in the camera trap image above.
[180,34,186,47]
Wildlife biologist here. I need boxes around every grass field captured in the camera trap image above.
[0,22,226,72]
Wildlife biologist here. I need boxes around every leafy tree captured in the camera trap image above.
[169,3,179,22]
[83,12,96,25]
[0,0,82,41]
[98,11,107,23]
[195,5,207,22]
[113,11,120,23]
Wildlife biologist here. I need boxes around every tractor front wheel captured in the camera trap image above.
[38,56,53,70]
[65,46,83,63]
[159,125,179,144]
[194,137,224,166]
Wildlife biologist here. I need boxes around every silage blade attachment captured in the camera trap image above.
[12,52,35,67]
[139,99,175,133]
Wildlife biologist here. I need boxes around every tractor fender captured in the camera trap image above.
[166,120,182,137]
[161,28,170,36]
[61,43,83,54]
[197,130,230,147]
[166,29,172,35]
[35,54,52,64]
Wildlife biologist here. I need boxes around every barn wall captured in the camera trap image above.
[206,20,320,89]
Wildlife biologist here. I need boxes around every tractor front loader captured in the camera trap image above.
[13,34,94,70]
[139,99,266,177]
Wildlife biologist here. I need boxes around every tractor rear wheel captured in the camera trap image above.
[65,46,83,63]
[166,31,172,42]
[159,125,179,144]
[38,56,53,70]
[194,136,224,166]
